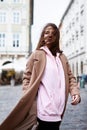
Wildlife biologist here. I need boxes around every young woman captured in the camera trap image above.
[0,23,81,130]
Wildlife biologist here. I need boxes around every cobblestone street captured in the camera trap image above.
[0,85,87,130]
[60,87,87,130]
[0,85,22,124]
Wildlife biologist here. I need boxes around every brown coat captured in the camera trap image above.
[0,50,80,130]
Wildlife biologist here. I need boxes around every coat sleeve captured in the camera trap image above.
[66,60,80,98]
[22,53,34,93]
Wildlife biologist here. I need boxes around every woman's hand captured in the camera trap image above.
[71,95,80,105]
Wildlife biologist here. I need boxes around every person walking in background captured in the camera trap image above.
[0,23,81,130]
[10,76,15,87]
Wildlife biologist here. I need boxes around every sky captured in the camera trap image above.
[31,0,71,50]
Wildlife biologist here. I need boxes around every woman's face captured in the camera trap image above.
[44,26,56,48]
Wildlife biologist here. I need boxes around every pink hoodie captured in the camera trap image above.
[37,46,65,121]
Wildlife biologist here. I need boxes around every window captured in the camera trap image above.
[80,4,84,16]
[76,13,79,22]
[76,62,78,75]
[0,11,6,23]
[72,34,74,42]
[81,61,83,74]
[13,0,21,3]
[0,33,6,47]
[72,18,75,26]
[12,11,21,24]
[12,33,20,47]
[72,63,74,74]
[0,0,4,2]
[76,30,79,40]
[80,25,84,36]
[0,0,7,2]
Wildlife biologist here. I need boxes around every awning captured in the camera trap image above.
[0,62,26,72]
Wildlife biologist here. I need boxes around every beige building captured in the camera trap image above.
[0,0,33,70]
[59,0,87,79]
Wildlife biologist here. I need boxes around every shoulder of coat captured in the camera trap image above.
[33,49,46,56]
[34,49,45,53]
[28,50,46,59]
[59,53,68,62]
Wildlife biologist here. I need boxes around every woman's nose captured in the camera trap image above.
[49,33,53,37]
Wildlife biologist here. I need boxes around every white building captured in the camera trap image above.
[59,0,87,78]
[0,0,33,70]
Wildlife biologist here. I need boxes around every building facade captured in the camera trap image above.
[0,0,33,68]
[59,0,87,78]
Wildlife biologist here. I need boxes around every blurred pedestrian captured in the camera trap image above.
[10,76,15,87]
[0,23,81,130]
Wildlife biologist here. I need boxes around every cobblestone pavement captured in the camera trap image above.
[0,85,87,130]
[60,87,87,130]
[0,85,22,124]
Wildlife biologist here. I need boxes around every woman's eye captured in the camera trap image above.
[53,33,56,36]
[44,31,49,34]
